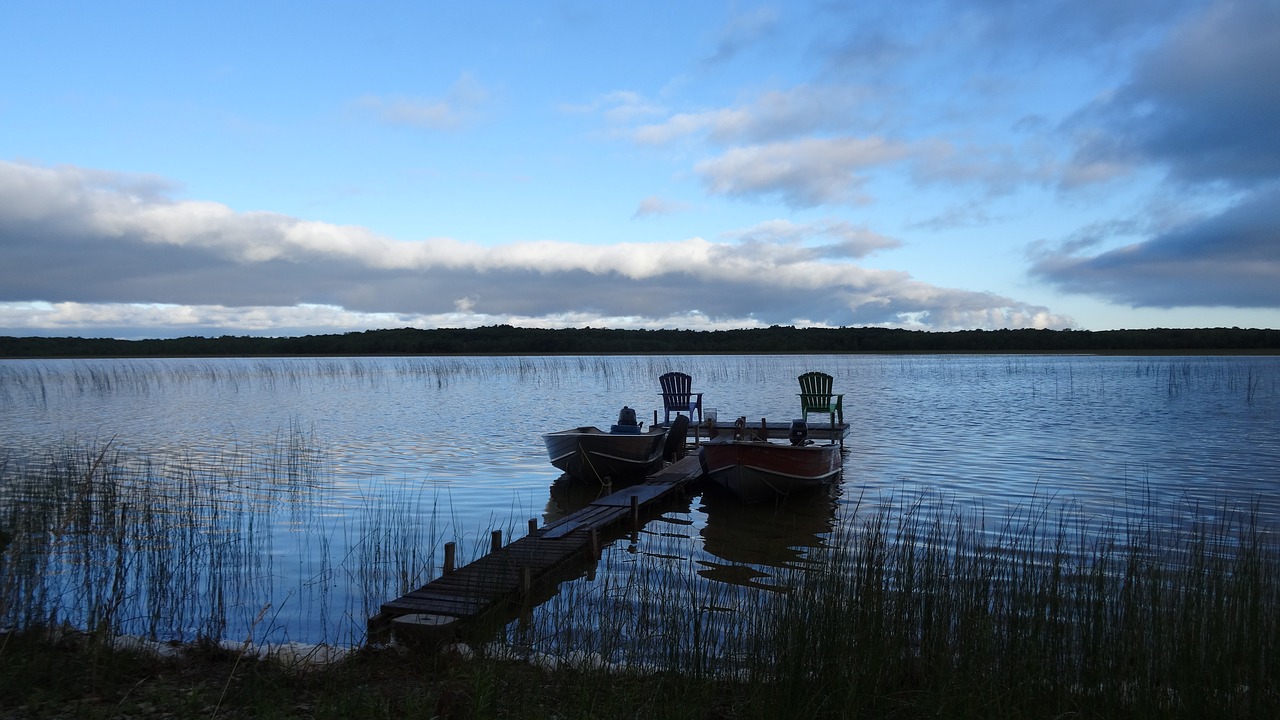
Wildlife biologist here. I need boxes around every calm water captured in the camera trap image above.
[2,354,1278,648]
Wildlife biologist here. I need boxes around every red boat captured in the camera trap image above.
[698,420,843,503]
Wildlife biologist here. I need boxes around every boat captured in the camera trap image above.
[698,418,843,503]
[542,408,685,484]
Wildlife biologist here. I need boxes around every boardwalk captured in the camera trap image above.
[369,455,704,644]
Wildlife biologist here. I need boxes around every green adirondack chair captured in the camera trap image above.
[798,371,844,425]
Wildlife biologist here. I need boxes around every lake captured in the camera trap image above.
[1,354,1277,652]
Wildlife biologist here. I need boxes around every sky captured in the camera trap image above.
[1,0,1278,339]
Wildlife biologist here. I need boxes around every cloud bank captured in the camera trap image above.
[0,160,1070,338]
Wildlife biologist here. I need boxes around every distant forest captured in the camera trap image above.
[1,325,1278,357]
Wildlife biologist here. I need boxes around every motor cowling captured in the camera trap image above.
[789,419,809,446]
[611,405,642,433]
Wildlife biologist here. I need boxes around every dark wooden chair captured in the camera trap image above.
[798,371,844,425]
[658,371,703,424]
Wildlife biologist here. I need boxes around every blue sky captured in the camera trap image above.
[1,0,1277,339]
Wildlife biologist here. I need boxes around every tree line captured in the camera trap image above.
[1,325,1277,357]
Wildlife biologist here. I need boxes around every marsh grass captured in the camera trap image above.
[482,492,1279,717]
[2,471,1278,717]
[747,502,1275,715]
[0,354,841,413]
[0,430,455,651]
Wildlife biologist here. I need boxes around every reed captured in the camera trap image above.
[0,429,450,650]
[3,481,1277,716]
[483,491,1279,717]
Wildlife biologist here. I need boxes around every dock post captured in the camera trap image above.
[521,567,532,598]
[490,530,502,554]
[589,527,599,559]
[443,542,456,575]
[630,494,639,530]
[528,518,537,534]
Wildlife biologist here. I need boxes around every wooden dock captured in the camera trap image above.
[369,454,705,644]
[663,416,850,446]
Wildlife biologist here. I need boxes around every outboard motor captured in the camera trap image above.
[611,405,642,433]
[789,419,810,446]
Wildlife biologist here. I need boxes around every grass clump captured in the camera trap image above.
[485,493,1280,717]
[725,497,1280,717]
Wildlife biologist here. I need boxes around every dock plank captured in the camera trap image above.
[374,455,703,642]
[590,483,672,507]
[382,595,488,616]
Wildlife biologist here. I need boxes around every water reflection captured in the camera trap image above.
[542,474,639,525]
[695,482,840,591]
[543,469,842,593]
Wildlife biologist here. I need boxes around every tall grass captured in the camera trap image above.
[749,501,1275,714]
[0,430,451,650]
[0,355,803,409]
[495,492,1278,716]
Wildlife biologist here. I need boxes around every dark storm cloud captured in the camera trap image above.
[818,0,1203,78]
[1068,0,1280,187]
[1031,184,1280,308]
[1037,1,1280,310]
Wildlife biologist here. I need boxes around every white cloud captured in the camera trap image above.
[725,218,900,258]
[562,90,666,125]
[0,300,778,337]
[632,195,693,219]
[695,136,912,207]
[632,84,882,146]
[356,72,489,131]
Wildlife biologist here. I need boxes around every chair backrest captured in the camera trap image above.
[798,371,834,409]
[659,372,693,408]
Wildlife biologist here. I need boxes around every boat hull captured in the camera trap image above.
[542,426,668,483]
[698,437,843,503]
